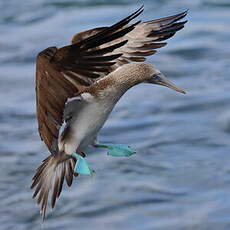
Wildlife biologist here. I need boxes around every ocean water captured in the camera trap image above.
[0,0,230,229]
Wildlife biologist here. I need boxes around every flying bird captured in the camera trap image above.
[31,6,187,219]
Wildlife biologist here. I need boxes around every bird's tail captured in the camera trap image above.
[31,154,77,220]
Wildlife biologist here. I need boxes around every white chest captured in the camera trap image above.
[60,87,121,155]
[71,99,114,151]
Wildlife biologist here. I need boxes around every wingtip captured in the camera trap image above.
[140,4,144,11]
[182,9,189,16]
[137,4,144,12]
[171,10,188,23]
[183,20,188,24]
[130,4,144,20]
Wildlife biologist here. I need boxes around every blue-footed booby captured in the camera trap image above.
[31,6,187,219]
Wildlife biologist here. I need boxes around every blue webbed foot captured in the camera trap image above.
[96,143,136,157]
[71,152,94,175]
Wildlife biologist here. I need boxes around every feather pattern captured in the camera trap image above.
[71,10,187,70]
[31,155,77,220]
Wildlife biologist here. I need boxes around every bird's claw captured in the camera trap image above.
[96,143,136,157]
[71,152,93,175]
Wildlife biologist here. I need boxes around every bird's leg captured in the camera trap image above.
[71,152,94,175]
[95,143,136,157]
[92,136,99,148]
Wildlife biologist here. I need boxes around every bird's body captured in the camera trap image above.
[59,63,151,155]
[31,6,188,219]
[60,62,164,155]
[61,91,115,154]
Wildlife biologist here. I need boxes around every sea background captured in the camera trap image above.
[0,0,230,229]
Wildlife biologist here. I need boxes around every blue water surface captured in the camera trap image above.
[0,0,230,229]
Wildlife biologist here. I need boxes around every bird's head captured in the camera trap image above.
[116,63,186,94]
[144,64,186,94]
[137,63,186,94]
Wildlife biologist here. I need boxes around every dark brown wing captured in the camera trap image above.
[113,10,188,65]
[71,11,188,69]
[36,47,80,154]
[51,6,144,78]
[36,6,144,154]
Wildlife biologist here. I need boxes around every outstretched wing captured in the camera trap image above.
[113,10,187,66]
[36,48,79,155]
[35,6,144,155]
[71,11,187,69]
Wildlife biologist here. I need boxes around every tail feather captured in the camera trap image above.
[65,159,77,186]
[31,155,76,220]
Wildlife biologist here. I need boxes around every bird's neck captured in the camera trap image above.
[88,72,137,101]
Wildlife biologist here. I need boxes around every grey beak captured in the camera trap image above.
[148,73,186,94]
